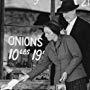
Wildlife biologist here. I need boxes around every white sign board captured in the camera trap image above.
[5,0,90,12]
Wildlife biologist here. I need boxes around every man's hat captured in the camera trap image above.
[57,0,79,13]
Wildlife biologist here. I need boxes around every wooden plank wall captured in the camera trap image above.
[0,0,4,79]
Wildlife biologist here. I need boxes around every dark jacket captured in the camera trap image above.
[70,17,90,78]
[27,35,87,85]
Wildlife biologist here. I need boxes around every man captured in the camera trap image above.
[57,0,90,83]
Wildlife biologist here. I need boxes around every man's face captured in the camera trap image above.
[63,10,76,23]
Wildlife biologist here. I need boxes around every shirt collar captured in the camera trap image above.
[69,16,77,26]
[65,16,77,35]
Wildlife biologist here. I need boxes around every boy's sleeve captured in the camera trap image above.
[64,36,82,76]
[27,46,51,80]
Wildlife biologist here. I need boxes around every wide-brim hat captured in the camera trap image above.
[57,0,79,13]
[44,20,64,36]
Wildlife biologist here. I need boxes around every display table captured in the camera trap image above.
[0,80,50,90]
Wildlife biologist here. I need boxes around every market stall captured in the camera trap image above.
[0,0,90,90]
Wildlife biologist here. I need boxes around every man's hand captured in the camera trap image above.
[59,72,67,83]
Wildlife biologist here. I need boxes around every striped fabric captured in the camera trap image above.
[66,77,87,90]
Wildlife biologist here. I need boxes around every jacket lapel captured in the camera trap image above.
[70,17,79,35]
[50,37,62,55]
[50,41,56,53]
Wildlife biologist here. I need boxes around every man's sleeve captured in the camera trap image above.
[64,36,82,75]
[86,32,90,77]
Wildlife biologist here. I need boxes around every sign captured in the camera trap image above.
[5,0,90,12]
[8,35,44,61]
[5,0,51,12]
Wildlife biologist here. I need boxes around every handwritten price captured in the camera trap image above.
[32,49,45,61]
[81,0,90,7]
[9,49,44,61]
[33,0,40,5]
[9,49,30,61]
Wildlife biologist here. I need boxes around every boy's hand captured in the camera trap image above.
[59,72,67,83]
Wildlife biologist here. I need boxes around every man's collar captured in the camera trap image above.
[65,16,77,35]
[69,16,77,25]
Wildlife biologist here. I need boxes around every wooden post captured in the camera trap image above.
[50,0,55,20]
[0,0,4,79]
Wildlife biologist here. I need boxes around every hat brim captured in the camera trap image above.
[44,21,63,35]
[57,5,79,13]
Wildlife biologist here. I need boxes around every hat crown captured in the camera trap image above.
[61,0,78,8]
[49,20,60,28]
[57,0,79,13]
[44,20,63,35]
[61,0,77,6]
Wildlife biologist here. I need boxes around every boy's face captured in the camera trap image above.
[44,26,56,41]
